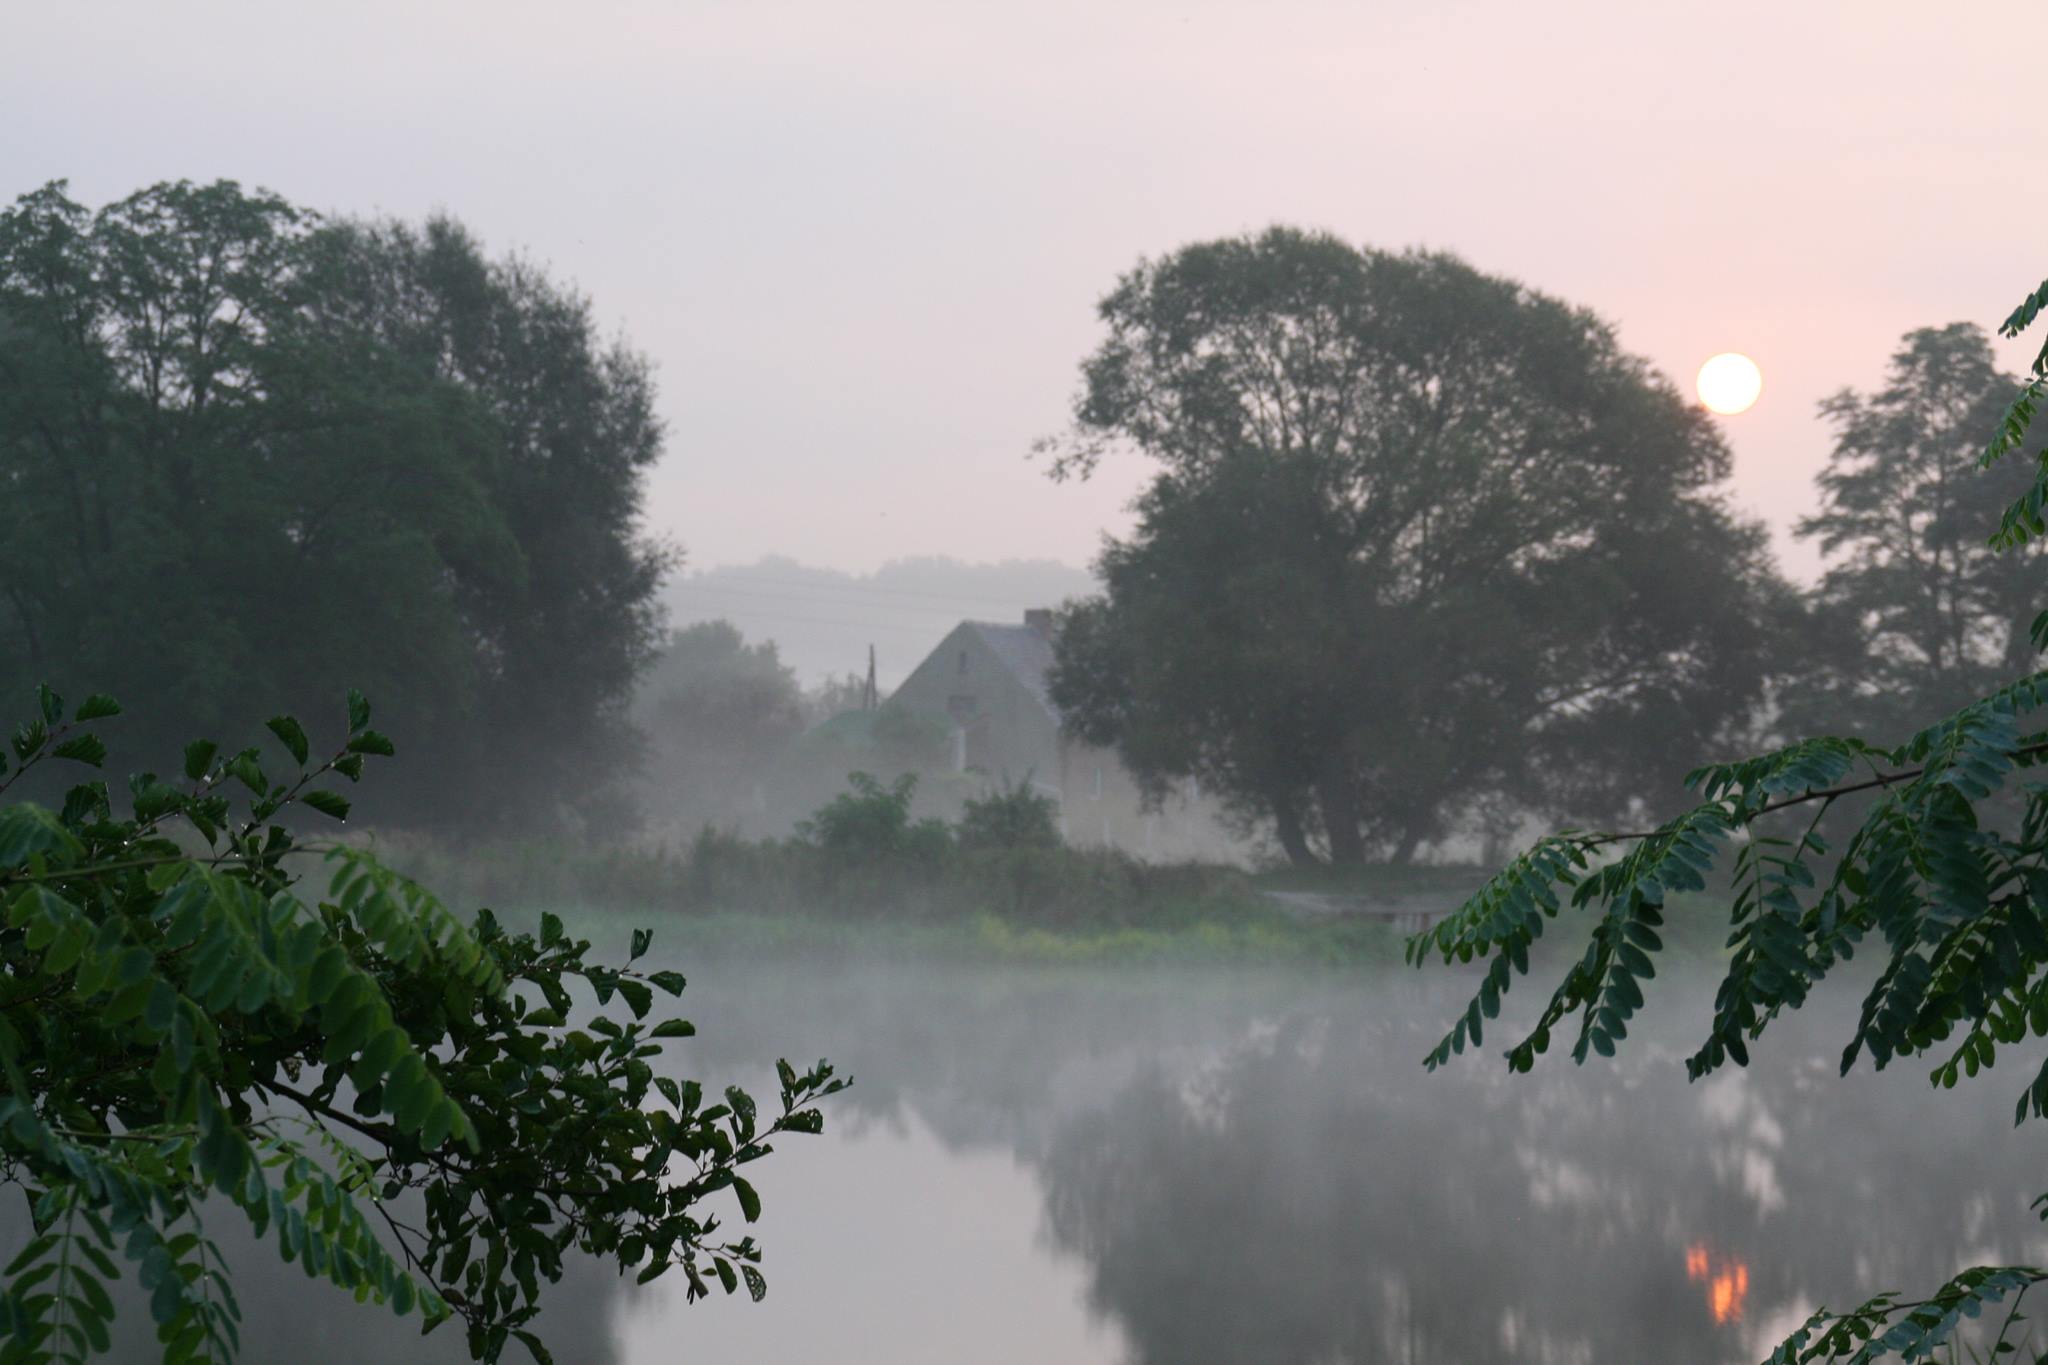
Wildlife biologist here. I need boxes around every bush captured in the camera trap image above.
[795,772,952,865]
[956,779,1062,853]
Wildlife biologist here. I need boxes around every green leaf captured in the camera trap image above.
[264,716,310,766]
[346,690,371,733]
[344,730,395,758]
[72,694,121,722]
[227,752,266,795]
[630,928,652,961]
[12,719,47,763]
[182,740,218,781]
[615,979,653,1020]
[733,1177,761,1223]
[300,790,351,822]
[650,1019,696,1039]
[50,734,106,768]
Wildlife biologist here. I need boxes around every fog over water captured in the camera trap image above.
[59,943,2031,1365]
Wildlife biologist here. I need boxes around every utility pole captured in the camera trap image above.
[864,644,878,710]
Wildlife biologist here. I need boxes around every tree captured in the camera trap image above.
[1786,323,2043,738]
[1043,228,1791,865]
[1412,275,2048,1361]
[0,181,671,828]
[632,622,806,835]
[299,215,674,825]
[0,686,842,1364]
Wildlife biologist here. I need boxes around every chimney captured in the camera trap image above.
[1023,608,1054,638]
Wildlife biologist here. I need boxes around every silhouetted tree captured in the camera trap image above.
[0,180,672,827]
[1785,323,2042,738]
[1045,229,1790,865]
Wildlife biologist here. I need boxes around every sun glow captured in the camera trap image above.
[1696,353,1763,414]
[1686,1242,1751,1324]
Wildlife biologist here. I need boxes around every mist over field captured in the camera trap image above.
[5,4,2048,1364]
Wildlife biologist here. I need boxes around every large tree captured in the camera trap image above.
[1044,228,1790,865]
[1786,323,2043,738]
[0,181,670,827]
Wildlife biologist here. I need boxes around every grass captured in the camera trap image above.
[376,828,1747,970]
[376,830,1417,966]
[557,903,1409,967]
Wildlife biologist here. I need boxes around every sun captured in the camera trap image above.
[1697,353,1762,415]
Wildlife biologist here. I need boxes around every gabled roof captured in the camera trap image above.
[962,621,1058,717]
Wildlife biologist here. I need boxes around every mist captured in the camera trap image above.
[7,4,2048,1364]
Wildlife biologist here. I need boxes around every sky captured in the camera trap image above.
[5,1,2043,581]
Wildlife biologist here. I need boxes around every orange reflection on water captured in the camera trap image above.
[1684,1242,1750,1324]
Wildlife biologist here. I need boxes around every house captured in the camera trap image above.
[888,610,1223,856]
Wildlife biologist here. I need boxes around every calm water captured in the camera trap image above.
[52,948,2048,1363]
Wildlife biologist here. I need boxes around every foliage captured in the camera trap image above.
[394,784,1280,935]
[1411,275,2048,1363]
[632,623,806,836]
[1785,324,2042,739]
[1042,227,1792,867]
[0,688,841,1364]
[794,773,952,866]
[0,181,671,828]
[757,703,963,838]
[955,779,1061,853]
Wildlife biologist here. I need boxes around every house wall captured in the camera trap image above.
[889,621,1237,860]
[889,624,1062,791]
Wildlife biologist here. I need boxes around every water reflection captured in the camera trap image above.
[665,957,2048,1365]
[1687,1244,1750,1325]
[18,956,2048,1363]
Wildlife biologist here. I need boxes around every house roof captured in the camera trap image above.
[963,621,1058,716]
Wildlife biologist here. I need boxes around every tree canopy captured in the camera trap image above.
[0,181,671,828]
[631,622,806,836]
[1044,228,1791,864]
[1413,274,2048,1362]
[0,687,840,1364]
[1785,322,2043,739]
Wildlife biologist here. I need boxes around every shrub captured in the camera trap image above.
[956,779,1062,853]
[795,772,951,865]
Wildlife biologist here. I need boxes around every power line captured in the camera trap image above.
[670,569,1092,610]
[666,606,960,634]
[667,583,984,617]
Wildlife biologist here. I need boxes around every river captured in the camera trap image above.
[50,945,2048,1363]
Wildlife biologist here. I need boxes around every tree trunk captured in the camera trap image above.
[1272,799,1320,868]
[1315,761,1368,866]
[1388,831,1421,867]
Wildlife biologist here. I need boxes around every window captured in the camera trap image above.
[957,650,968,675]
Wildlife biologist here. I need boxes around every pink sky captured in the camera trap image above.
[7,1,2040,579]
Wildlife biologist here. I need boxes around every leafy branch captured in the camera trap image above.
[0,687,841,1364]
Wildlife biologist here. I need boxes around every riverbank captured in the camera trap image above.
[375,830,1735,968]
